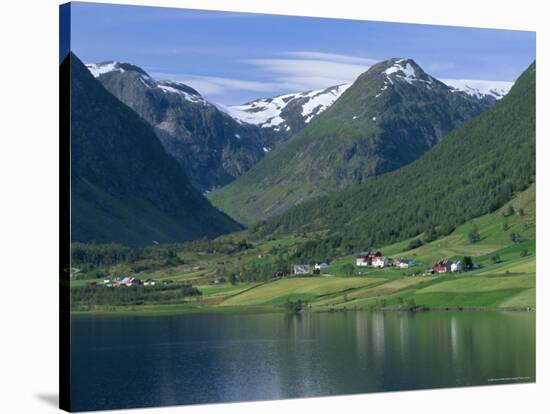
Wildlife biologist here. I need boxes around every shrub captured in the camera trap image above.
[405,239,424,251]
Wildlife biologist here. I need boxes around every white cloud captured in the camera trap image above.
[283,51,377,66]
[151,72,294,96]
[152,51,375,104]
[237,52,373,96]
[243,58,370,85]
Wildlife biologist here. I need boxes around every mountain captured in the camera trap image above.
[255,61,535,258]
[86,61,266,192]
[209,58,498,224]
[223,84,351,147]
[224,77,510,148]
[70,53,242,246]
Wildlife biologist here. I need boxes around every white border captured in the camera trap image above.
[0,0,547,413]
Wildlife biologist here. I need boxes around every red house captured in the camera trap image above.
[432,260,451,273]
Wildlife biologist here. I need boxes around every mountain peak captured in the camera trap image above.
[85,60,206,102]
[85,61,124,78]
[372,58,433,85]
[86,61,152,80]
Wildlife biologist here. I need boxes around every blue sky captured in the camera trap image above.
[70,2,535,105]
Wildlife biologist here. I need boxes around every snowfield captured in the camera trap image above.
[85,62,126,77]
[441,78,513,100]
[225,84,351,129]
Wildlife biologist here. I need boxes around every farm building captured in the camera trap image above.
[214,276,226,284]
[428,260,451,274]
[314,263,330,271]
[293,264,311,275]
[356,251,382,266]
[372,256,390,268]
[356,252,369,266]
[451,261,463,273]
[115,277,141,287]
[395,258,415,269]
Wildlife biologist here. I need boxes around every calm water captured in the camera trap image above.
[70,311,535,411]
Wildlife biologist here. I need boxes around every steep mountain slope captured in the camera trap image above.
[86,61,265,192]
[255,61,535,257]
[224,84,351,147]
[70,53,242,246]
[209,58,497,224]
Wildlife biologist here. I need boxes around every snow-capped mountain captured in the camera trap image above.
[85,59,513,197]
[210,58,500,224]
[85,61,265,192]
[374,59,513,102]
[222,84,352,146]
[86,61,209,104]
[441,78,513,100]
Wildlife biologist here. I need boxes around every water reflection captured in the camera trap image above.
[71,311,535,411]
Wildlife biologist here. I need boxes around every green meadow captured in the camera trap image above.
[70,185,535,314]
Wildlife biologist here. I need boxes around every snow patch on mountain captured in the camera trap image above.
[86,62,125,77]
[156,82,206,104]
[301,84,352,121]
[225,92,298,128]
[383,60,420,85]
[441,78,513,100]
[382,59,437,87]
[226,84,351,129]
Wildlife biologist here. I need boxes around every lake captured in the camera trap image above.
[70,311,535,411]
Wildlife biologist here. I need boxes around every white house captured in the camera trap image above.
[372,256,389,268]
[293,264,311,275]
[115,276,140,287]
[451,260,463,273]
[396,258,416,269]
[356,252,369,267]
[314,263,330,271]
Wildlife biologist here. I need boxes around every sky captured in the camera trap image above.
[69,2,536,105]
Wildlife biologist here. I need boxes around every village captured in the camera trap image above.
[272,250,472,279]
[75,248,477,292]
[81,275,165,288]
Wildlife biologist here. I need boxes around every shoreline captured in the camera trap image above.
[70,304,535,318]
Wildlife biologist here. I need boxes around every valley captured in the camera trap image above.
[68,55,535,316]
[69,184,535,315]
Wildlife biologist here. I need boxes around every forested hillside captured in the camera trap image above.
[209,58,497,224]
[253,62,536,258]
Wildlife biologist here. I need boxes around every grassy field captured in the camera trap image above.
[70,185,535,314]
[220,277,382,306]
